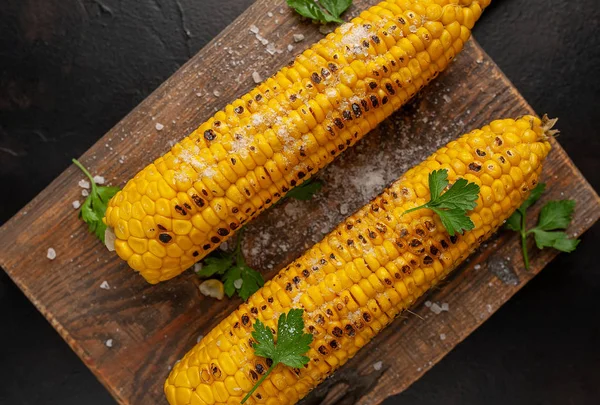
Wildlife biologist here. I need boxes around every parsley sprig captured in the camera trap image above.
[196,230,264,301]
[404,169,480,236]
[505,183,579,269]
[72,159,120,243]
[287,0,352,23]
[241,309,313,404]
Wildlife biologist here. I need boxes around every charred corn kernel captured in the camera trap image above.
[166,115,549,405]
[106,0,489,284]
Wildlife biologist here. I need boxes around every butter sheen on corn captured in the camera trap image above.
[104,0,491,284]
[164,115,552,405]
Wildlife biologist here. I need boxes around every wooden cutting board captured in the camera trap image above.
[1,1,598,404]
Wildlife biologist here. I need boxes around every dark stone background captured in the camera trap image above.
[0,0,598,404]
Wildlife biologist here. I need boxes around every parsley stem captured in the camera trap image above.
[520,212,530,269]
[72,158,97,193]
[241,363,276,404]
[403,204,427,215]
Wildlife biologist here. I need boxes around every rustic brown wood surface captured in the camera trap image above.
[0,1,599,404]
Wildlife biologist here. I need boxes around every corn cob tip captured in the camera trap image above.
[541,114,560,138]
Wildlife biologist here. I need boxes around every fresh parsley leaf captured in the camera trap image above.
[432,207,477,238]
[250,319,277,359]
[319,0,353,21]
[505,182,579,268]
[530,229,580,252]
[197,231,265,301]
[272,309,313,367]
[429,178,480,212]
[223,261,265,301]
[427,169,449,201]
[196,255,233,277]
[72,159,120,243]
[238,264,265,301]
[504,211,522,232]
[404,169,480,236]
[242,309,313,404]
[536,200,576,231]
[286,0,351,23]
[96,186,121,203]
[284,179,323,201]
[222,265,241,298]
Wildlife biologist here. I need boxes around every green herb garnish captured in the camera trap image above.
[241,309,313,404]
[286,0,352,23]
[505,183,579,269]
[284,179,323,201]
[404,169,480,236]
[72,159,120,243]
[196,230,264,301]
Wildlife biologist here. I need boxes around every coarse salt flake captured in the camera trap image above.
[339,203,349,215]
[373,361,383,371]
[233,279,243,289]
[440,333,446,341]
[293,34,305,42]
[93,175,105,185]
[82,189,89,197]
[72,200,81,209]
[100,280,110,290]
[266,43,277,55]
[252,71,263,83]
[194,262,203,274]
[155,123,164,131]
[430,303,442,314]
[46,248,57,260]
[105,339,113,348]
[78,179,90,189]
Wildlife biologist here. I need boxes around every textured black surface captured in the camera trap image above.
[0,0,598,404]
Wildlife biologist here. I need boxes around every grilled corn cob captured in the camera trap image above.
[104,0,491,284]
[164,115,552,405]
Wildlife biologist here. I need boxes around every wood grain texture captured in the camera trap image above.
[0,1,598,404]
